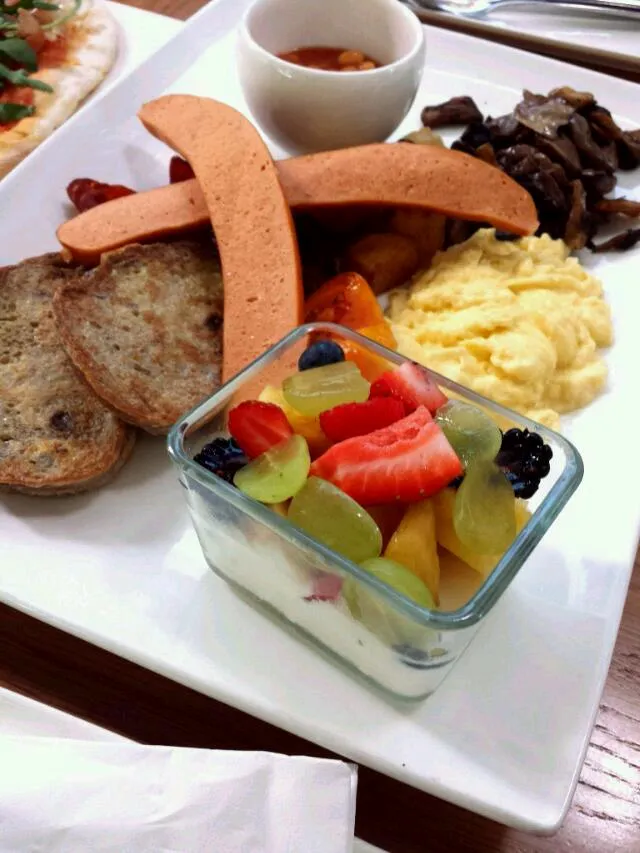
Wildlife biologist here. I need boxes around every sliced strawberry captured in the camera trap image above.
[310,406,462,505]
[370,362,448,415]
[228,401,293,459]
[304,571,343,602]
[319,397,405,443]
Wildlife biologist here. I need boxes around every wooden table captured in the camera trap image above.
[2,2,640,851]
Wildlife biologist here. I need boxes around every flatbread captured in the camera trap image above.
[0,0,118,178]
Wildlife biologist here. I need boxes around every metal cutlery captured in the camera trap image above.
[409,0,640,21]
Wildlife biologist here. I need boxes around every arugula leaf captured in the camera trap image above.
[0,0,64,31]
[41,0,80,31]
[0,63,54,92]
[0,37,38,72]
[0,101,35,124]
[0,17,19,32]
[0,0,60,15]
[1,0,35,10]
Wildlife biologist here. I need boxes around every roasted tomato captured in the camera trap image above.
[169,155,195,184]
[66,179,136,213]
[356,322,396,350]
[304,273,396,381]
[304,272,388,330]
[340,338,394,382]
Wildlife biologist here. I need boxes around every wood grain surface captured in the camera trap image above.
[1,2,639,851]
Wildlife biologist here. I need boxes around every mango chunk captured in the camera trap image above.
[269,501,290,519]
[384,499,440,603]
[363,503,407,550]
[258,385,330,456]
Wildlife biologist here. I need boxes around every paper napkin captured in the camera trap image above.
[0,690,357,853]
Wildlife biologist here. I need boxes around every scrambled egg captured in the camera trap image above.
[387,229,613,430]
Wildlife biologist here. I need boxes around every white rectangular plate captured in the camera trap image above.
[102,2,181,91]
[1,0,639,833]
[0,2,177,178]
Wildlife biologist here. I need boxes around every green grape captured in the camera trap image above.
[435,400,502,466]
[359,557,436,608]
[234,435,309,504]
[453,459,516,554]
[282,361,370,417]
[342,559,436,648]
[288,476,382,563]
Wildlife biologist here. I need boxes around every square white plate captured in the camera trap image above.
[1,0,639,833]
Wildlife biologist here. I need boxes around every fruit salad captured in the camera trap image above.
[176,320,577,700]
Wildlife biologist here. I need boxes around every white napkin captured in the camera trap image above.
[0,690,357,853]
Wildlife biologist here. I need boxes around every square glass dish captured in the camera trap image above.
[168,322,583,700]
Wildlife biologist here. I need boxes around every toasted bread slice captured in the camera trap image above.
[53,241,224,434]
[0,254,135,495]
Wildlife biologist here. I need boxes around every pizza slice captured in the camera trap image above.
[0,0,118,178]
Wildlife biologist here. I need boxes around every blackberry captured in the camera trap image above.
[496,428,553,499]
[394,643,431,669]
[503,470,539,500]
[193,437,248,483]
[499,427,544,454]
[449,427,553,499]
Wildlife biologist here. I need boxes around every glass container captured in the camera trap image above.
[168,323,583,699]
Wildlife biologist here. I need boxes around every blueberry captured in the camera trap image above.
[193,437,248,483]
[298,339,345,371]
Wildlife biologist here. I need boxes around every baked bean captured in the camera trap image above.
[277,46,381,72]
[338,49,365,66]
